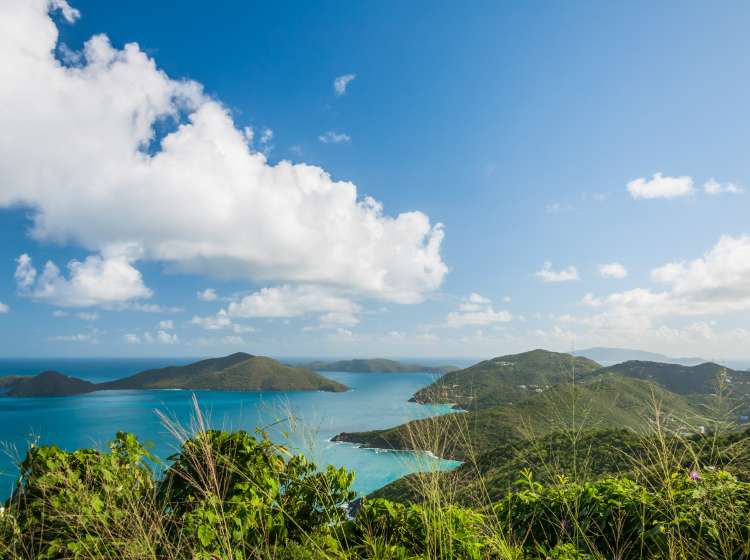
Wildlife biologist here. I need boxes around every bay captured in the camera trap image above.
[0,359,461,499]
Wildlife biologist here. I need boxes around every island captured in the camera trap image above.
[2,371,97,397]
[302,358,458,374]
[0,353,348,397]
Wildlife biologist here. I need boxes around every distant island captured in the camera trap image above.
[302,358,458,374]
[573,346,706,366]
[3,371,97,397]
[0,353,348,398]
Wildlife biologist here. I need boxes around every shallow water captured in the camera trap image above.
[0,362,460,498]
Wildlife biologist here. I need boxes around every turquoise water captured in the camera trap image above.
[0,364,461,499]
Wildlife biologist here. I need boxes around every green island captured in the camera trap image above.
[0,353,348,397]
[302,358,458,374]
[4,348,750,559]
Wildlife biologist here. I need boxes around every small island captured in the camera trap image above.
[0,353,348,398]
[302,358,457,374]
[3,371,97,397]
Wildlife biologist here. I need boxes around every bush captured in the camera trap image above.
[158,429,355,557]
[496,468,750,559]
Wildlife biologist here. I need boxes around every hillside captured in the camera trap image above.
[304,358,457,374]
[574,347,706,366]
[4,371,97,397]
[409,349,601,409]
[370,427,750,504]
[101,353,348,392]
[333,374,699,460]
[597,360,750,396]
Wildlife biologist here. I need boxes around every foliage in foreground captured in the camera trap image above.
[2,427,750,559]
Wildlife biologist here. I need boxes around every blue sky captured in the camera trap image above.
[1,0,750,359]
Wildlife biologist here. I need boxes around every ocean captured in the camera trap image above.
[0,358,461,499]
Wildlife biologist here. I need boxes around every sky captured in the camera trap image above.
[1,0,750,360]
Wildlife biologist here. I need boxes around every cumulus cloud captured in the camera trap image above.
[191,309,233,330]
[703,178,743,195]
[124,333,140,343]
[318,131,351,144]
[536,262,579,283]
[444,293,512,328]
[0,302,8,314]
[144,330,179,344]
[159,319,174,329]
[0,2,446,307]
[14,254,36,290]
[627,172,694,199]
[191,309,257,333]
[598,262,628,279]
[197,288,218,301]
[14,253,152,307]
[567,235,750,344]
[333,73,356,96]
[227,284,358,319]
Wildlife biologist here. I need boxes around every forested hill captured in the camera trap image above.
[410,349,601,409]
[2,371,96,397]
[596,360,750,395]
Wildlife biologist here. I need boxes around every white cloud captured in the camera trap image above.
[197,288,218,301]
[646,234,750,314]
[191,309,258,333]
[318,131,351,144]
[144,330,179,344]
[536,261,579,283]
[77,311,99,320]
[598,262,628,279]
[333,73,356,96]
[159,319,174,329]
[332,328,353,338]
[565,235,750,349]
[259,127,273,144]
[51,329,99,343]
[115,302,182,313]
[15,254,36,290]
[227,284,358,319]
[581,293,602,307]
[703,178,743,195]
[191,309,233,330]
[0,302,8,314]
[52,310,68,317]
[222,335,244,345]
[627,172,694,199]
[545,203,573,214]
[444,293,513,328]
[319,311,359,328]
[0,2,445,307]
[14,253,152,307]
[49,0,79,23]
[124,333,140,344]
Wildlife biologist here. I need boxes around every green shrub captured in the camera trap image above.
[496,469,750,559]
[4,432,157,559]
[158,429,355,557]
